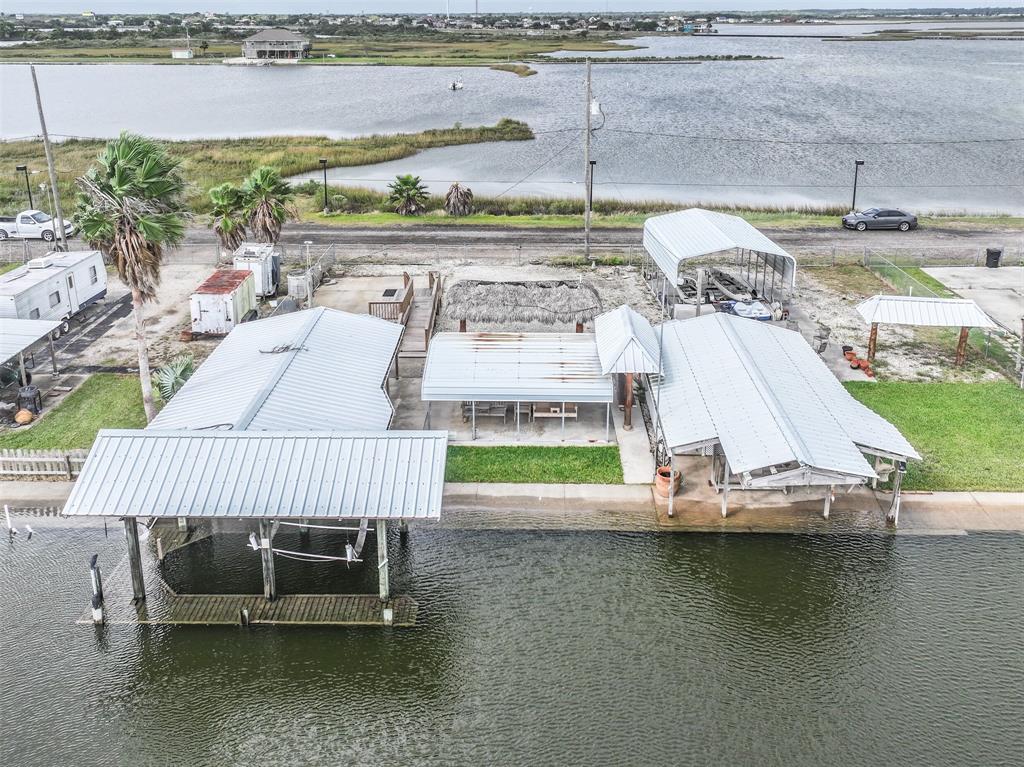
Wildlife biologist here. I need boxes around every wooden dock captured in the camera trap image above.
[78,542,417,628]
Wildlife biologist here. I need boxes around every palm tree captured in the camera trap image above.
[241,166,294,244]
[76,132,187,423]
[444,182,474,217]
[153,353,195,402]
[208,182,247,258]
[388,174,429,216]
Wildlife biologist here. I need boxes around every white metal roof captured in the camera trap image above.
[655,313,918,485]
[421,332,613,403]
[594,305,661,374]
[150,307,402,432]
[0,318,60,363]
[856,295,996,329]
[63,430,448,520]
[643,209,796,287]
[0,251,102,296]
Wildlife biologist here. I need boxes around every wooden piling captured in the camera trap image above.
[376,519,389,602]
[868,322,878,361]
[123,518,146,603]
[624,373,634,430]
[955,326,969,367]
[259,520,277,601]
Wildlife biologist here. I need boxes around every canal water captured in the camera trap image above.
[2,29,1022,213]
[1,515,1021,765]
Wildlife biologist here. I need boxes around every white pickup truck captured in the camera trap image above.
[0,209,76,242]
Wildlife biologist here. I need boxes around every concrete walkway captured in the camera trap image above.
[3,481,1020,535]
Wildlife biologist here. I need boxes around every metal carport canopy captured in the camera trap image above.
[63,430,449,519]
[642,208,797,287]
[856,295,996,328]
[421,332,613,403]
[654,313,919,485]
[0,318,61,363]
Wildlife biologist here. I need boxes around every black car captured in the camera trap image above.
[842,208,918,232]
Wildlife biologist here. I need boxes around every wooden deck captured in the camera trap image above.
[78,532,417,628]
[399,273,443,358]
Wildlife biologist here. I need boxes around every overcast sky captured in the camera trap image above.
[9,3,1015,15]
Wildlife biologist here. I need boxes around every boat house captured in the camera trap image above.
[241,28,311,60]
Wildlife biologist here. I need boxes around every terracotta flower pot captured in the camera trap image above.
[844,351,857,361]
[654,465,681,498]
[849,359,862,369]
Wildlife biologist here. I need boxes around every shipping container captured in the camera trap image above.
[0,250,107,336]
[231,242,280,298]
[189,269,257,335]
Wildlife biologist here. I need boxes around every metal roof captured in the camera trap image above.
[63,430,448,520]
[643,209,797,287]
[193,269,254,295]
[856,295,996,329]
[0,251,102,296]
[421,332,613,403]
[655,313,918,485]
[150,307,402,432]
[594,305,661,374]
[0,318,60,363]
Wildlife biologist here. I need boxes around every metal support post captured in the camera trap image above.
[823,485,834,519]
[720,459,730,518]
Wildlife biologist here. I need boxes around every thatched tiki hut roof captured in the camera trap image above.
[444,280,603,327]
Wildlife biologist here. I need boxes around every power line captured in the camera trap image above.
[602,128,1024,146]
[492,131,581,199]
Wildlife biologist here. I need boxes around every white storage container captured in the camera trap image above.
[231,242,280,298]
[189,270,257,335]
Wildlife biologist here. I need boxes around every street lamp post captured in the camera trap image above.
[851,160,865,212]
[15,165,33,208]
[319,158,328,214]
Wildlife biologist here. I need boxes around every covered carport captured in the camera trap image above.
[653,313,920,524]
[0,317,61,386]
[642,208,797,312]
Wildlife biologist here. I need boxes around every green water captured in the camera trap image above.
[1,518,1021,766]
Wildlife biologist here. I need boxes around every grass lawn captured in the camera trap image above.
[0,374,146,450]
[846,381,1024,491]
[445,445,624,484]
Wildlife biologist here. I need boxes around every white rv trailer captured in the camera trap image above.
[0,250,107,336]
[231,242,281,298]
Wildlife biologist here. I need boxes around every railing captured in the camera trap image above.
[368,272,414,324]
[0,448,89,479]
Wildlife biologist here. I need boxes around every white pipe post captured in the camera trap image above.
[605,402,610,442]
[668,458,675,518]
[17,352,27,387]
[823,485,834,519]
[471,400,476,440]
[376,519,390,601]
[516,401,520,436]
[561,402,566,440]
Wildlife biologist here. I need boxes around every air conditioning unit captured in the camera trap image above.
[27,254,62,269]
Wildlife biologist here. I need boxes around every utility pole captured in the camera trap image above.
[30,65,68,252]
[583,58,593,261]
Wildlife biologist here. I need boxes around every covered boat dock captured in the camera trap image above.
[63,429,448,625]
[653,313,919,524]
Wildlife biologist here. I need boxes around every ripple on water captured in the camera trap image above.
[0,516,1021,766]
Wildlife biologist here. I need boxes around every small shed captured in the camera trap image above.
[232,242,280,298]
[190,269,256,335]
[856,295,996,367]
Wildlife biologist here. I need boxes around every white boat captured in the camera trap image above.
[450,79,464,91]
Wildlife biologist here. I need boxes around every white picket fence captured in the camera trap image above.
[0,449,89,479]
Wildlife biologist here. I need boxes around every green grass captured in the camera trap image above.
[0,120,532,213]
[846,381,1024,491]
[0,374,146,450]
[445,445,624,484]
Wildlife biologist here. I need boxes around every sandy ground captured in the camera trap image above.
[76,265,223,368]
[71,255,1007,384]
